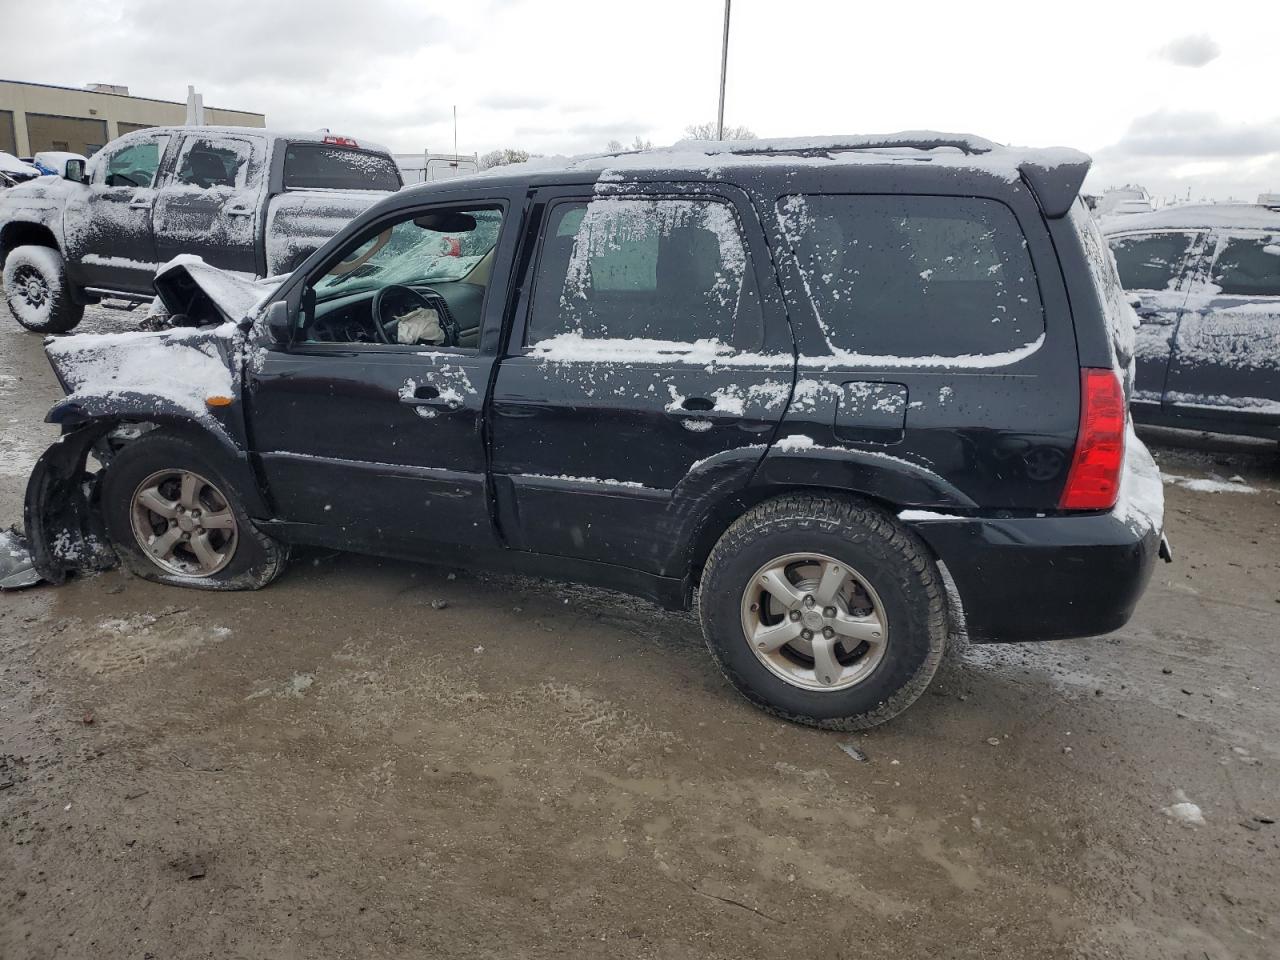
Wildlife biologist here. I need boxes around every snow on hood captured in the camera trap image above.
[154,254,284,324]
[45,325,237,418]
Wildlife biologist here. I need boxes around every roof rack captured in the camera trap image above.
[721,134,999,158]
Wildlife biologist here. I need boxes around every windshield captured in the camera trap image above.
[313,208,503,301]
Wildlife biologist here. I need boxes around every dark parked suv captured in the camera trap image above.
[20,134,1166,729]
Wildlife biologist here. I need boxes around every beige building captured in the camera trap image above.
[0,79,264,158]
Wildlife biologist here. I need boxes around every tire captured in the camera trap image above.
[698,493,947,730]
[2,245,85,333]
[100,430,288,591]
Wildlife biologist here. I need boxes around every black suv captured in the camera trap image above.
[22,134,1167,729]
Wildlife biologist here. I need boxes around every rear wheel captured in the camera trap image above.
[699,494,947,730]
[2,245,84,333]
[101,431,288,590]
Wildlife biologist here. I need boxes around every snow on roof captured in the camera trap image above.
[0,151,38,176]
[1101,203,1280,234]
[108,126,393,154]
[477,131,1089,184]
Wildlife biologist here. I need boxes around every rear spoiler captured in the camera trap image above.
[1019,150,1092,219]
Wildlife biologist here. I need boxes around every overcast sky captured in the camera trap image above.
[3,0,1277,202]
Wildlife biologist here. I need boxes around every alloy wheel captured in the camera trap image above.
[129,469,239,576]
[739,552,888,691]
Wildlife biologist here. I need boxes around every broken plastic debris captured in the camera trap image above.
[838,743,868,762]
[0,528,42,590]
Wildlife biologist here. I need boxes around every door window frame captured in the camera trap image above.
[92,134,172,189]
[171,133,264,192]
[1107,229,1206,294]
[507,183,784,359]
[263,195,516,359]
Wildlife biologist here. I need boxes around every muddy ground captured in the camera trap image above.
[1,302,1278,960]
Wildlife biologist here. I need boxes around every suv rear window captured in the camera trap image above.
[778,195,1044,359]
[282,144,402,191]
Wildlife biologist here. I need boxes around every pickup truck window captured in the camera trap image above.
[283,144,401,191]
[1209,235,1280,297]
[176,138,250,189]
[778,194,1044,359]
[100,137,168,188]
[526,197,756,346]
[1110,232,1198,291]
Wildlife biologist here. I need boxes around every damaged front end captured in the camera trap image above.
[19,425,120,586]
[5,258,263,589]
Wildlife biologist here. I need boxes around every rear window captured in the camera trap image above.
[282,144,402,191]
[777,194,1044,359]
[1210,235,1280,296]
[1109,232,1197,291]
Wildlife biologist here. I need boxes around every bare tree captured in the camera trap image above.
[683,121,757,141]
[478,148,530,170]
[605,136,653,152]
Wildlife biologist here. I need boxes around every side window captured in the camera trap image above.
[176,138,251,189]
[777,195,1044,359]
[1209,235,1280,297]
[526,197,760,347]
[99,137,168,188]
[299,205,504,352]
[1109,232,1198,291]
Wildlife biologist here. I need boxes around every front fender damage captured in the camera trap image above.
[20,425,118,586]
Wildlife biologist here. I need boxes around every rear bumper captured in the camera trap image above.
[908,511,1161,643]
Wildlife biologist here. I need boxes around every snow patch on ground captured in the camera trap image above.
[1162,473,1258,494]
[1162,790,1205,826]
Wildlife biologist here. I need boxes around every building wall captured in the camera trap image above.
[0,80,265,156]
[0,109,16,155]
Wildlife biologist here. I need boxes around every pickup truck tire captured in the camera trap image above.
[100,430,289,591]
[2,245,85,334]
[698,493,947,730]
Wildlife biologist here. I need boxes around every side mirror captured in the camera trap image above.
[265,300,293,345]
[64,159,86,183]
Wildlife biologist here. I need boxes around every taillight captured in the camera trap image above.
[1059,368,1126,510]
[323,135,359,147]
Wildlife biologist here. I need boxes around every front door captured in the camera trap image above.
[245,192,518,553]
[1107,229,1206,409]
[489,185,794,576]
[1165,230,1280,426]
[153,134,265,276]
[64,133,172,294]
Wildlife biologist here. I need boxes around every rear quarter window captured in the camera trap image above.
[283,144,402,191]
[777,194,1044,360]
[1210,234,1280,296]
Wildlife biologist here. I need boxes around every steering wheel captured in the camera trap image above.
[371,284,457,347]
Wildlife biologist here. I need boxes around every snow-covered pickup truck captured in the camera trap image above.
[0,126,402,334]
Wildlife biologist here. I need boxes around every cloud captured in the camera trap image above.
[1100,111,1280,159]
[479,94,554,111]
[1157,33,1221,68]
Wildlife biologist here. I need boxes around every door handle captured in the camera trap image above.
[226,205,253,217]
[129,200,151,210]
[399,382,461,409]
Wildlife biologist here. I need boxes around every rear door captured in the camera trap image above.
[1107,230,1206,409]
[153,134,266,276]
[489,182,794,575]
[1165,229,1280,426]
[63,132,173,294]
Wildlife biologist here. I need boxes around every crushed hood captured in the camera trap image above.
[153,255,284,326]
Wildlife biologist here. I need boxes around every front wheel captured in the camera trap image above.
[101,430,288,590]
[698,494,947,730]
[2,245,85,333]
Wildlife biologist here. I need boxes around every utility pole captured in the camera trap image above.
[453,105,458,159]
[716,0,731,140]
